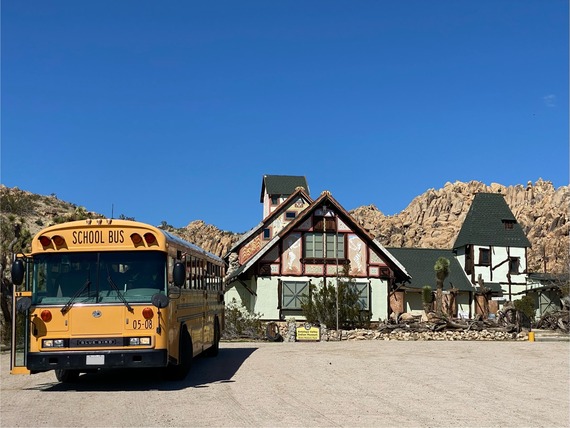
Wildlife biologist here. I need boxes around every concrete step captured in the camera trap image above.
[532,329,570,342]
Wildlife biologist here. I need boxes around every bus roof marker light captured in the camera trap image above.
[38,236,52,247]
[52,235,66,247]
[130,233,143,245]
[85,219,92,225]
[144,233,156,245]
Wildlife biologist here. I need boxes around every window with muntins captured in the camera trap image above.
[354,282,370,310]
[281,281,309,310]
[304,233,344,260]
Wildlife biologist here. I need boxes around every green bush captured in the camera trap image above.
[514,295,536,320]
[301,264,370,330]
[222,298,264,340]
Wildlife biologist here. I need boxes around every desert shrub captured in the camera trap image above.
[301,264,370,329]
[514,295,536,321]
[222,298,264,340]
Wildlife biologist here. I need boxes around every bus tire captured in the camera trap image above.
[205,319,220,357]
[55,369,80,383]
[164,329,192,381]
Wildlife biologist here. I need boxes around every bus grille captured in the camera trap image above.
[70,337,124,347]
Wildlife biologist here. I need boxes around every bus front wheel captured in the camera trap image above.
[164,330,192,381]
[55,369,80,383]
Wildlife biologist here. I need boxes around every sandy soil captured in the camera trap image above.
[1,340,569,427]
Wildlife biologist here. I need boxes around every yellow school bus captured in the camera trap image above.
[10,219,225,382]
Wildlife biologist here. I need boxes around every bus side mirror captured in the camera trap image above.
[16,297,32,313]
[173,262,186,287]
[151,293,169,309]
[11,259,25,286]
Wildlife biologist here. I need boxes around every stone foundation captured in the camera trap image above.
[274,322,529,341]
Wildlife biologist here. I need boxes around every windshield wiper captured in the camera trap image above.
[106,266,134,313]
[61,279,91,315]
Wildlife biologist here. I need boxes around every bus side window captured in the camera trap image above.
[184,257,190,289]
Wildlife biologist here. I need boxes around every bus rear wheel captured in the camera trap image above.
[205,319,220,357]
[55,369,80,383]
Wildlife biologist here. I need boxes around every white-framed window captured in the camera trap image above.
[353,282,370,310]
[304,233,344,260]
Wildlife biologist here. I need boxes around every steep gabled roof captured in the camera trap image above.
[453,193,531,249]
[260,175,309,202]
[387,248,474,292]
[227,190,410,283]
[225,187,313,258]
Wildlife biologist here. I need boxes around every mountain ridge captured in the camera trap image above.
[1,179,567,274]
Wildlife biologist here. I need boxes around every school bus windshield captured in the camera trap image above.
[32,251,167,305]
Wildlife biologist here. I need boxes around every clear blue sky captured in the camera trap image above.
[2,1,568,233]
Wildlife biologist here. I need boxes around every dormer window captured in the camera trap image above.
[503,220,515,230]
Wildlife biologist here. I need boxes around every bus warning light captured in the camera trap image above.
[130,233,143,245]
[144,233,156,245]
[41,310,53,322]
[142,307,154,319]
[52,235,66,247]
[39,236,52,248]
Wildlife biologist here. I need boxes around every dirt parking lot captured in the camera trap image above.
[1,340,569,427]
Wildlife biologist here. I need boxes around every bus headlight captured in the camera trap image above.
[129,337,151,346]
[43,339,65,348]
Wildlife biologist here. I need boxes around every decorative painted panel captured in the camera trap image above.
[348,235,367,275]
[271,264,280,274]
[295,197,307,208]
[369,266,379,276]
[337,218,351,232]
[282,233,302,274]
[271,216,286,235]
[240,234,262,264]
[369,249,383,265]
[261,246,280,263]
[305,264,323,275]
[326,265,342,276]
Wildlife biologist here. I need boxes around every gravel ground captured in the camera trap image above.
[1,340,569,427]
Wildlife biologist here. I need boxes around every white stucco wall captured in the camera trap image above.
[227,276,391,322]
[369,278,388,321]
[255,276,280,319]
[472,245,527,286]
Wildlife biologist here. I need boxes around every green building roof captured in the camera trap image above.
[453,193,531,249]
[387,247,474,292]
[260,175,309,202]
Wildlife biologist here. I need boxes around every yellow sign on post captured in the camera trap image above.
[296,323,320,341]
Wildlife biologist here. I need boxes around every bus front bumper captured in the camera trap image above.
[27,349,168,372]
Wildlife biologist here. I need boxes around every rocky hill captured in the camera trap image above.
[1,179,568,274]
[351,179,568,274]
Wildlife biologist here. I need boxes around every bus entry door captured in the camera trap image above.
[11,291,31,375]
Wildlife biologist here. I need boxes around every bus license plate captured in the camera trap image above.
[86,355,105,365]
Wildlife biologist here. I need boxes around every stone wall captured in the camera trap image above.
[274,321,529,342]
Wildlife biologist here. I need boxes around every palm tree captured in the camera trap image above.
[434,257,450,316]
